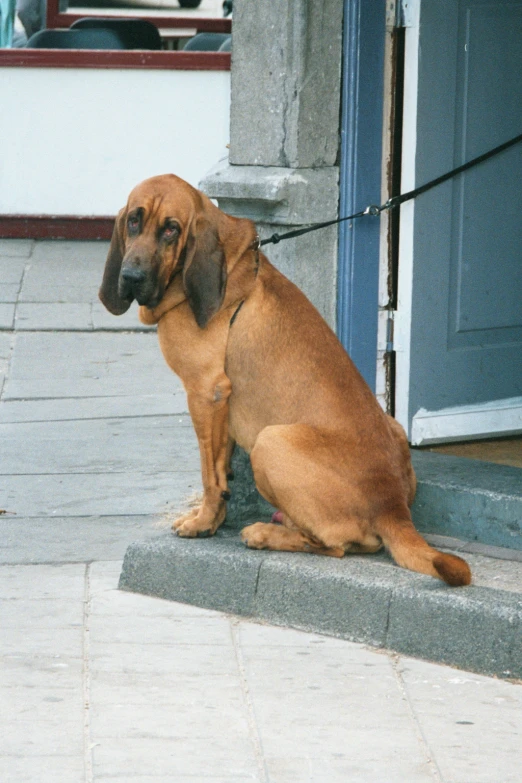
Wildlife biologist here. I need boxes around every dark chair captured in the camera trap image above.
[219,36,231,52]
[70,18,162,50]
[26,28,125,49]
[183,32,230,51]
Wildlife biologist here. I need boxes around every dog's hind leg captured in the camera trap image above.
[241,423,378,556]
[241,522,344,557]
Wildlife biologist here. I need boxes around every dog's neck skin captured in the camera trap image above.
[139,211,258,327]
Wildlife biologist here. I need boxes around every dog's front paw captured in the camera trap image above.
[241,522,271,549]
[172,504,225,538]
[174,519,212,537]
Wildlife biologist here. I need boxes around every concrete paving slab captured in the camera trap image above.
[1,628,83,657]
[263,755,434,783]
[0,257,27,284]
[0,239,34,257]
[0,719,83,756]
[0,331,12,361]
[0,470,200,518]
[399,657,522,783]
[237,621,353,649]
[90,697,252,739]
[90,641,241,676]
[4,331,176,399]
[15,302,93,331]
[19,268,101,305]
[0,597,84,628]
[90,582,229,622]
[20,241,106,304]
[119,531,522,678]
[0,562,85,600]
[0,413,197,475]
[93,779,256,783]
[261,734,433,782]
[0,654,83,689]
[0,333,12,395]
[0,516,166,564]
[0,284,20,304]
[30,239,108,264]
[0,392,188,422]
[3,552,519,783]
[0,303,15,329]
[89,667,248,708]
[0,756,85,783]
[91,737,260,779]
[89,611,234,646]
[0,685,83,722]
[89,558,142,593]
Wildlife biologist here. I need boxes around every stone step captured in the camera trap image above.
[119,529,522,680]
[411,451,522,551]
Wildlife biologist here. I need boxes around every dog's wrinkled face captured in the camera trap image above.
[118,175,198,309]
[99,174,227,328]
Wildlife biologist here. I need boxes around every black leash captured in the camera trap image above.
[258,131,522,247]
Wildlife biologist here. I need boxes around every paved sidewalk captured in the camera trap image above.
[1,239,521,783]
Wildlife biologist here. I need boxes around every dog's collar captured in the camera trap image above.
[230,236,261,328]
[250,235,261,276]
[229,299,245,327]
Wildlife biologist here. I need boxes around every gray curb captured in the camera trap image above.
[119,531,522,680]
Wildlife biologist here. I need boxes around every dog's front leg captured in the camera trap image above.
[173,373,232,537]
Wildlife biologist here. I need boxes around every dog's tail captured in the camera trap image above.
[375,513,471,586]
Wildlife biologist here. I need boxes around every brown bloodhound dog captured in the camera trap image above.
[99,174,471,586]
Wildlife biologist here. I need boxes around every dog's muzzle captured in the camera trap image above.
[119,264,155,306]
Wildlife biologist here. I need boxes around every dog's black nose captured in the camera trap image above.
[121,266,146,284]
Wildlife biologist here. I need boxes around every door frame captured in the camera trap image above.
[392,0,420,436]
[337,0,386,394]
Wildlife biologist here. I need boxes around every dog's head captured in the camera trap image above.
[99,174,227,328]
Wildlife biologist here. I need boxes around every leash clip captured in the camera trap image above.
[364,204,382,217]
[252,234,261,251]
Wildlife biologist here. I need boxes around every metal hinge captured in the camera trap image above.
[378,309,396,354]
[385,310,395,353]
[386,0,418,28]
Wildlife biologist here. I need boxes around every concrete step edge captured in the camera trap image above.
[119,531,522,680]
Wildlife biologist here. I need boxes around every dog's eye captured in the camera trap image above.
[127,215,140,232]
[163,223,179,240]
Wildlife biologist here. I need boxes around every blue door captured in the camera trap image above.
[395,0,522,443]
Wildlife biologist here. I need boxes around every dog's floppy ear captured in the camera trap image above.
[183,217,227,328]
[99,209,132,315]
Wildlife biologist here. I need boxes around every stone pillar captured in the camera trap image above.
[199,0,344,526]
[200,0,344,326]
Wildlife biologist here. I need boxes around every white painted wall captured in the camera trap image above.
[0,67,230,215]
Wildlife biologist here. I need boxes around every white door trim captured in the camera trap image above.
[393,2,420,436]
[411,397,522,446]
